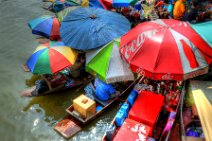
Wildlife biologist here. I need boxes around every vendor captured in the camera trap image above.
[69,53,86,78]
[42,73,67,90]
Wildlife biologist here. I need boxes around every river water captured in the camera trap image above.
[0,0,120,140]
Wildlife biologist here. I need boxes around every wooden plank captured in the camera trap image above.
[192,89,212,141]
[54,116,81,139]
[20,86,36,96]
[21,64,30,72]
[190,81,212,105]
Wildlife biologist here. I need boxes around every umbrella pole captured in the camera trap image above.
[75,77,94,92]
[115,75,144,102]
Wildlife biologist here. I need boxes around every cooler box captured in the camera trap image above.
[114,118,151,141]
[129,91,164,131]
[73,94,96,118]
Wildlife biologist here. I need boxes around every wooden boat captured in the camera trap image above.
[180,80,212,141]
[102,78,185,141]
[54,78,139,138]
[20,75,93,97]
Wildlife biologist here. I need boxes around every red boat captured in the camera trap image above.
[102,78,185,141]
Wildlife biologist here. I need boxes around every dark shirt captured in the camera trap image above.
[183,7,198,22]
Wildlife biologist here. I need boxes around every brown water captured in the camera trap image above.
[0,0,119,140]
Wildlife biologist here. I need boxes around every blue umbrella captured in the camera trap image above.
[60,7,131,51]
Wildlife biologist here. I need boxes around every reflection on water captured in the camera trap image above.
[21,88,120,141]
[0,0,120,140]
[20,90,120,141]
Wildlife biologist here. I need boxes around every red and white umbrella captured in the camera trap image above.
[120,19,212,80]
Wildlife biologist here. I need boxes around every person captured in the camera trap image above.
[158,0,174,18]
[68,53,86,78]
[173,0,186,20]
[182,0,199,22]
[166,0,174,18]
[42,73,67,90]
[197,1,212,22]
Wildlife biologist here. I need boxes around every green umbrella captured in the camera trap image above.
[191,21,212,47]
[85,39,134,83]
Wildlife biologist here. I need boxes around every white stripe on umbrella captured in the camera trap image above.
[86,47,105,65]
[170,29,209,79]
[106,42,134,83]
[151,19,168,27]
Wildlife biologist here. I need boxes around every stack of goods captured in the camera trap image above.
[113,118,151,141]
[128,91,164,136]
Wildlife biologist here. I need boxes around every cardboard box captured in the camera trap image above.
[73,94,96,118]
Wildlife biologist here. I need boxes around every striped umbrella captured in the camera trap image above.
[120,19,212,80]
[86,39,134,83]
[50,0,80,12]
[112,0,138,8]
[28,15,60,40]
[99,0,138,9]
[89,0,105,9]
[26,41,78,74]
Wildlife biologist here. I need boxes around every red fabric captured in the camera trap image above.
[155,1,164,7]
[129,91,164,129]
[49,49,72,74]
[114,118,151,141]
[50,18,60,40]
[162,20,212,63]
[120,19,212,80]
[99,0,112,10]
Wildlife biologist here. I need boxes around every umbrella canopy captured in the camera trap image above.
[86,39,134,83]
[60,7,131,51]
[89,0,105,9]
[99,0,138,9]
[191,21,212,48]
[99,0,113,9]
[112,0,138,8]
[26,41,78,74]
[120,19,212,80]
[28,15,60,40]
[56,6,80,22]
[52,0,65,12]
[50,0,80,12]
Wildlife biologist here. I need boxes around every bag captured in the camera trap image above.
[95,78,115,101]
